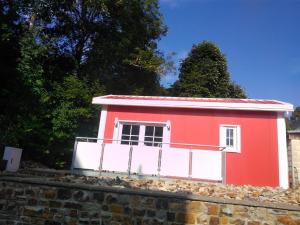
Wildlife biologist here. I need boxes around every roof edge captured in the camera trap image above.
[92,95,294,112]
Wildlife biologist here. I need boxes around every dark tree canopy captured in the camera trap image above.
[0,0,169,168]
[171,41,246,98]
[289,106,300,130]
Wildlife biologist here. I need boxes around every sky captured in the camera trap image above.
[158,0,300,107]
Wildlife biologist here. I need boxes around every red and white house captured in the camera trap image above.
[72,95,293,188]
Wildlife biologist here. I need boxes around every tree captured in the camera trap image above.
[289,106,300,130]
[0,0,27,146]
[0,0,168,168]
[171,41,246,98]
[27,0,169,95]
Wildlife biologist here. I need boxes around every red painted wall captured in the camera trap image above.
[103,105,279,187]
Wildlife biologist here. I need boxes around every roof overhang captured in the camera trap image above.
[288,130,300,134]
[92,95,294,112]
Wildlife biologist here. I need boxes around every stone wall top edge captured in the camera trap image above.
[1,176,300,212]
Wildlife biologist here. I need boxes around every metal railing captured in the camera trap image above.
[71,137,227,184]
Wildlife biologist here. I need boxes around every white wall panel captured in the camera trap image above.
[73,142,101,170]
[130,146,159,175]
[191,150,222,180]
[160,148,190,177]
[102,144,130,173]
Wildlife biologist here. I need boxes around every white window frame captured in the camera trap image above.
[119,123,140,146]
[112,119,171,147]
[219,124,241,153]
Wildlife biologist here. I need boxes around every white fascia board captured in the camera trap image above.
[277,113,289,189]
[92,97,294,112]
[97,106,107,141]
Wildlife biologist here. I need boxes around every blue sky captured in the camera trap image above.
[158,0,300,107]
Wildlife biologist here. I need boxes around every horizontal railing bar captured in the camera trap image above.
[75,136,226,150]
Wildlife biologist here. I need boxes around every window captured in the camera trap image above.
[144,126,163,147]
[220,125,241,152]
[121,124,140,145]
[118,122,166,147]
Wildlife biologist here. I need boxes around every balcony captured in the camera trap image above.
[71,137,226,184]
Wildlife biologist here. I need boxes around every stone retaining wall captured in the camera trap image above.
[288,132,300,187]
[0,176,300,225]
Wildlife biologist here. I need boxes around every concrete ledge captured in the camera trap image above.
[1,175,300,212]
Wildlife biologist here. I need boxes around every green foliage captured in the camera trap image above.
[171,41,246,98]
[289,106,300,130]
[51,75,100,140]
[0,0,167,168]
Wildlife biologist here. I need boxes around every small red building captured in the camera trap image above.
[72,95,293,188]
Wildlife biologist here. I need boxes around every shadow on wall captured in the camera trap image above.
[1,171,300,225]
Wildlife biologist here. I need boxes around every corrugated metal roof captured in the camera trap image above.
[104,95,282,105]
[92,95,294,112]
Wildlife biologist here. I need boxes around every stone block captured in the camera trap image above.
[44,190,56,199]
[248,221,261,225]
[49,201,62,208]
[80,211,89,218]
[93,192,104,203]
[25,189,35,197]
[230,219,245,225]
[131,195,141,208]
[81,202,101,211]
[110,204,124,214]
[42,208,54,220]
[197,214,209,224]
[64,202,82,210]
[57,188,72,200]
[207,204,220,215]
[277,215,299,225]
[147,210,156,217]
[73,191,89,202]
[133,208,145,217]
[23,206,43,217]
[169,202,186,211]
[90,219,101,225]
[186,201,204,212]
[220,216,228,224]
[105,194,118,204]
[234,206,249,217]
[209,216,220,225]
[78,219,89,224]
[167,212,176,222]
[14,188,24,196]
[44,220,61,225]
[0,190,5,199]
[220,205,233,217]
[156,210,166,220]
[27,198,38,206]
[102,205,109,211]
[5,188,13,197]
[156,198,168,210]
[118,195,130,205]
[68,209,78,218]
[175,212,196,224]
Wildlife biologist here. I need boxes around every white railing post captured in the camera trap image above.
[188,148,193,179]
[70,138,78,172]
[222,149,227,185]
[128,146,133,176]
[157,146,162,177]
[98,142,105,175]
